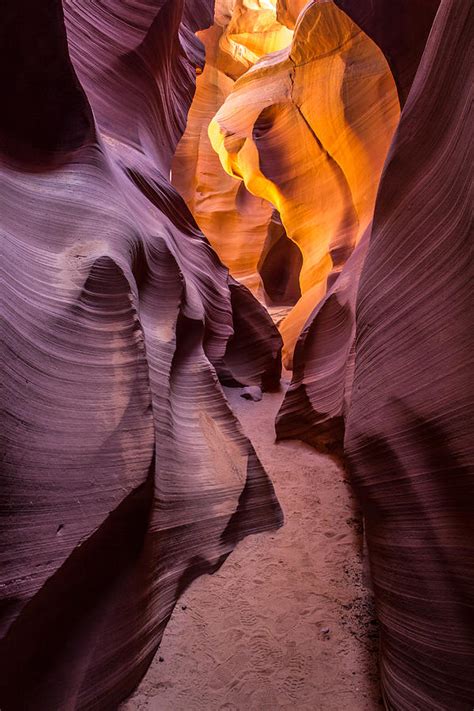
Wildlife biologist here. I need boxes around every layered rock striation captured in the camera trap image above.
[344,1,474,707]
[0,1,283,708]
[2,1,472,709]
[278,1,474,707]
[277,0,444,451]
[172,0,294,296]
[209,0,399,364]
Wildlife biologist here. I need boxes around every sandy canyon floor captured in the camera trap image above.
[122,382,381,711]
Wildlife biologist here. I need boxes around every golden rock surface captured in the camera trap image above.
[172,1,292,295]
[209,0,399,363]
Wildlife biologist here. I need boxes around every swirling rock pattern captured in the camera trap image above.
[334,0,441,106]
[209,0,399,364]
[2,2,472,710]
[344,1,474,708]
[0,1,283,708]
[276,227,370,453]
[277,0,447,452]
[172,1,293,295]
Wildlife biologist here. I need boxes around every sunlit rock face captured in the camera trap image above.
[172,1,293,295]
[277,0,442,452]
[278,0,474,706]
[344,1,474,707]
[0,1,282,708]
[276,0,309,29]
[209,0,399,364]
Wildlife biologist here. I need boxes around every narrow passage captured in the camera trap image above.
[122,384,380,711]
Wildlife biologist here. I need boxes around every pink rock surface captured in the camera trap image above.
[345,1,473,707]
[276,227,370,452]
[334,0,441,106]
[0,2,282,708]
[2,1,472,709]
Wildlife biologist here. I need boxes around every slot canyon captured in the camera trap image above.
[1,1,473,710]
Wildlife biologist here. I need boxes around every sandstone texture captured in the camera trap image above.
[344,1,474,707]
[1,2,282,708]
[209,0,399,364]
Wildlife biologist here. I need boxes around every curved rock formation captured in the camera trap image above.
[276,226,370,452]
[0,1,282,708]
[334,0,441,106]
[276,0,309,29]
[344,1,474,708]
[277,0,447,450]
[172,1,293,295]
[209,0,399,364]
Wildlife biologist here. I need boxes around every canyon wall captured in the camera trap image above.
[209,0,399,364]
[344,1,474,707]
[2,1,472,709]
[0,2,283,708]
[171,0,293,296]
[276,226,370,451]
[278,2,473,706]
[276,0,443,450]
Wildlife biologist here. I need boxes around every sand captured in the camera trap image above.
[121,383,380,710]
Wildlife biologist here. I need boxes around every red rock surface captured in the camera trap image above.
[1,2,282,708]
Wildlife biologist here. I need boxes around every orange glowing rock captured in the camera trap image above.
[209,0,399,364]
[172,1,293,295]
[276,0,309,29]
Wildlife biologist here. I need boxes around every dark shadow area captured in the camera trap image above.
[258,211,303,306]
